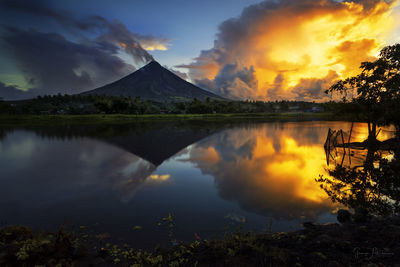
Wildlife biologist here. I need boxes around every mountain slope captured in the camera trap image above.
[81,61,224,102]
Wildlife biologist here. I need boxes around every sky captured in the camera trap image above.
[0,0,399,101]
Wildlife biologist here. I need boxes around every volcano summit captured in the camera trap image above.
[82,61,224,102]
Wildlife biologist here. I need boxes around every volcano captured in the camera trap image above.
[82,61,224,102]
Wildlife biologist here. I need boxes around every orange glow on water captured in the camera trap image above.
[265,137,328,203]
[148,174,170,181]
[189,122,396,219]
[350,124,396,142]
[189,123,341,219]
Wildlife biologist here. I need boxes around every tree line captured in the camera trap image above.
[0,94,328,115]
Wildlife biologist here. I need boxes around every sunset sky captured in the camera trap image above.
[1,0,400,101]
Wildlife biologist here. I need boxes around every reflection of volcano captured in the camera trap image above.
[102,123,221,166]
[3,121,224,166]
[0,122,224,203]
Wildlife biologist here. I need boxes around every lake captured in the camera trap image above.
[0,120,393,248]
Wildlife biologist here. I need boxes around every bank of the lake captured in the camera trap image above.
[0,112,350,126]
[1,215,399,266]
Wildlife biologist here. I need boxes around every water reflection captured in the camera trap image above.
[0,122,225,203]
[0,131,152,203]
[317,124,400,216]
[0,121,367,245]
[4,122,223,166]
[186,123,337,220]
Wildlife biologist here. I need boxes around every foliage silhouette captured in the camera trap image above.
[316,143,400,216]
[327,43,400,141]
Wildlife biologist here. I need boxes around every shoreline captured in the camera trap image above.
[1,216,399,266]
[0,112,352,126]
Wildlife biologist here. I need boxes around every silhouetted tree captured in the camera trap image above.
[94,98,113,113]
[112,97,129,113]
[327,44,400,143]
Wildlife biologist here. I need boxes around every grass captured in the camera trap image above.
[0,112,340,126]
[2,216,400,266]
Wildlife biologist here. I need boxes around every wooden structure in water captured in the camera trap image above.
[324,123,397,167]
[324,125,353,166]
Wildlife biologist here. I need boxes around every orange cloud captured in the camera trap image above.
[181,0,398,101]
[134,34,170,51]
[120,41,168,51]
[142,44,168,51]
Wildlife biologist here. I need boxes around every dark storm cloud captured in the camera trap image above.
[0,0,170,99]
[291,70,339,101]
[0,82,31,100]
[196,63,258,100]
[0,82,67,101]
[95,21,155,63]
[165,67,189,80]
[0,0,169,62]
[1,27,135,97]
[1,0,76,25]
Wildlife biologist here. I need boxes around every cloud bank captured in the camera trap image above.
[0,0,170,99]
[178,0,398,101]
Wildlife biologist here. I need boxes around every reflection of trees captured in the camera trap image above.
[0,128,6,141]
[0,121,224,166]
[317,141,400,216]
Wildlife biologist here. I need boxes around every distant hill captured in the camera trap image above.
[81,61,224,102]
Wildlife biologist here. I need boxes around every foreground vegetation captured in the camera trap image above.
[1,214,399,266]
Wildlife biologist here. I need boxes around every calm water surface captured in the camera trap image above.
[0,121,389,247]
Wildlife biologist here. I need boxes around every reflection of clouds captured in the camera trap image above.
[2,122,382,224]
[187,122,345,220]
[0,131,36,158]
[112,157,157,203]
[349,124,395,142]
[116,172,171,203]
[0,132,161,205]
[188,147,219,164]
[147,174,170,182]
